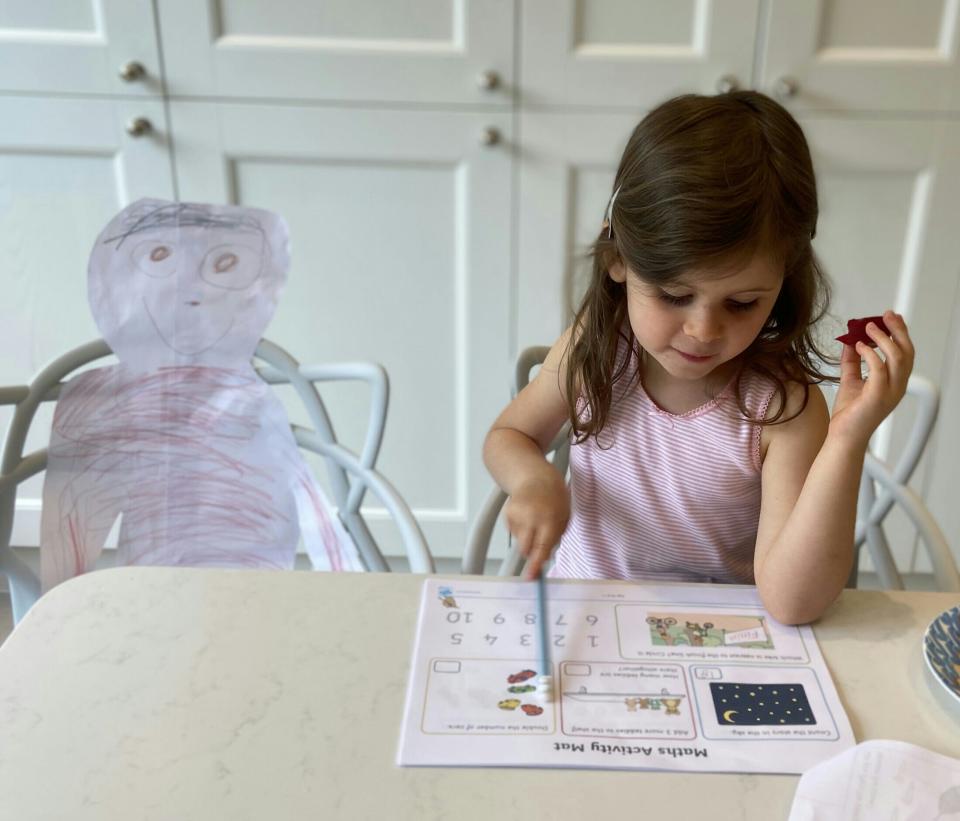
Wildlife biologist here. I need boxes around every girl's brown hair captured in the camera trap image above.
[565,90,835,443]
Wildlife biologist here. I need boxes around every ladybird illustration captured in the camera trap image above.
[508,684,536,694]
[498,699,521,710]
[520,704,543,716]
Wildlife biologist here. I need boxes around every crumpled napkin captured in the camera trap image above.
[789,739,960,820]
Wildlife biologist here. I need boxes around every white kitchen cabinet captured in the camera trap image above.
[0,0,162,96]
[760,0,960,112]
[157,0,514,106]
[520,0,960,113]
[515,109,960,568]
[0,96,174,375]
[2,0,959,570]
[169,101,512,558]
[0,95,174,545]
[521,0,761,108]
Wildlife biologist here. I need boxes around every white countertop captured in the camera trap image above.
[0,567,957,820]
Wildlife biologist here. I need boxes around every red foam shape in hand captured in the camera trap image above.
[836,315,889,347]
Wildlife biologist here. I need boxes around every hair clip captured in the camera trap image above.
[603,185,621,238]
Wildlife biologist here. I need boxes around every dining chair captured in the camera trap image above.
[463,347,959,592]
[0,338,434,625]
[848,374,959,591]
[462,345,568,576]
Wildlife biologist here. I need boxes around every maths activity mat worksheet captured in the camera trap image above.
[398,578,855,774]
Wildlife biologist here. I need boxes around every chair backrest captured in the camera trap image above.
[850,374,959,592]
[0,338,433,624]
[464,349,959,591]
[462,346,568,576]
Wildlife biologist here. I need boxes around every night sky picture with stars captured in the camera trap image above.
[709,683,816,725]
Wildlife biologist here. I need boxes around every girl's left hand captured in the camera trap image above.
[829,310,914,450]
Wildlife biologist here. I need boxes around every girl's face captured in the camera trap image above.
[610,252,784,384]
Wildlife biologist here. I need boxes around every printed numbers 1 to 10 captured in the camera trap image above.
[448,632,601,647]
[444,612,599,626]
[444,610,600,645]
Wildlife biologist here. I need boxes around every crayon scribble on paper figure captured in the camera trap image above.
[40,199,362,591]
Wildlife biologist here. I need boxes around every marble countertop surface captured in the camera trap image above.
[0,567,957,820]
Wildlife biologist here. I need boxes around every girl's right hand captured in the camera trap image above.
[505,472,570,580]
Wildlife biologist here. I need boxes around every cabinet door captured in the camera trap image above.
[0,1,161,95]
[0,96,174,544]
[801,117,960,572]
[158,0,513,106]
[170,103,512,559]
[516,110,634,351]
[760,0,960,111]
[517,110,960,572]
[0,97,174,369]
[521,0,760,108]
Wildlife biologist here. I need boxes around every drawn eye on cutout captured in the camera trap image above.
[131,239,179,278]
[200,243,261,290]
[213,252,238,273]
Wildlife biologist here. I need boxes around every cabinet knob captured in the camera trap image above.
[126,117,153,137]
[715,75,739,94]
[119,61,147,82]
[773,76,800,100]
[476,70,501,91]
[479,127,501,146]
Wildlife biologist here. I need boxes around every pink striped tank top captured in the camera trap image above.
[550,357,777,584]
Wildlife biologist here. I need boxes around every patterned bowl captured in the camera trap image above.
[924,605,960,716]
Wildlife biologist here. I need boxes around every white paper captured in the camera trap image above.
[40,198,362,590]
[398,578,855,773]
[789,740,960,820]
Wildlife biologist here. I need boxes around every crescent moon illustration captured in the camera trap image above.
[722,709,738,723]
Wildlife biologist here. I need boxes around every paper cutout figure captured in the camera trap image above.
[40,198,363,591]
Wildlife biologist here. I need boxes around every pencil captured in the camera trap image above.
[536,572,554,701]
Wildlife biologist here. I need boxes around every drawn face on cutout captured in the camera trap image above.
[89,199,290,368]
[130,226,266,355]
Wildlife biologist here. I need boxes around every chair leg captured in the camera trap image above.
[856,471,904,590]
[343,512,390,572]
[463,488,508,575]
[498,542,525,577]
[845,547,860,589]
[866,524,904,589]
[8,577,40,626]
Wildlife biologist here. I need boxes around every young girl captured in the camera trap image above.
[483,91,914,625]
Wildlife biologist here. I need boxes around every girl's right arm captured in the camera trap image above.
[482,328,574,578]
